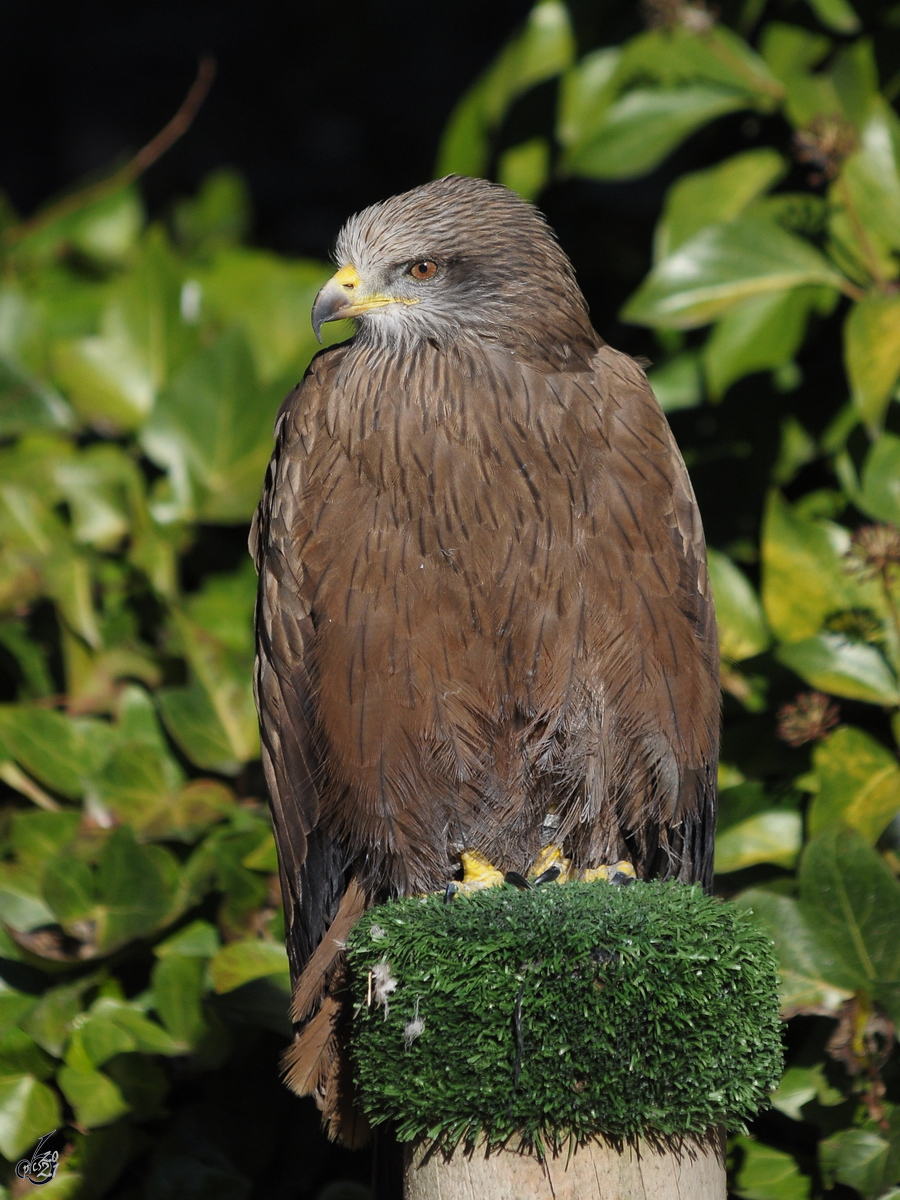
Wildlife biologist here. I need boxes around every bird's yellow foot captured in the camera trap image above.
[584,861,637,885]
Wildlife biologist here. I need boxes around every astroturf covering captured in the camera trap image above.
[346,879,783,1150]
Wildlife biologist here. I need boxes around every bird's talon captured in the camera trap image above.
[584,860,637,885]
[444,881,459,903]
[533,864,561,886]
[504,871,532,890]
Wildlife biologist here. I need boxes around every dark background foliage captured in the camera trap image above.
[3,1,900,1197]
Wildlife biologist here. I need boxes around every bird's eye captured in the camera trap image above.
[409,260,438,281]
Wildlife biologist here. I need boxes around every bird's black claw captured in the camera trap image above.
[533,865,561,886]
[503,871,532,890]
[609,868,636,886]
[444,882,459,903]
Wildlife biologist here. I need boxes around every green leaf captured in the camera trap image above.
[770,1065,842,1121]
[857,433,900,525]
[172,169,251,253]
[840,100,900,254]
[623,217,844,330]
[140,326,278,523]
[79,1015,137,1067]
[0,1074,61,1161]
[154,919,220,959]
[715,811,802,873]
[808,726,900,842]
[496,138,550,202]
[53,226,195,430]
[777,634,900,706]
[21,978,95,1057]
[704,285,836,400]
[799,827,900,995]
[563,86,747,182]
[0,705,96,797]
[94,827,172,953]
[820,1114,900,1200]
[732,1135,810,1200]
[58,1064,130,1128]
[209,939,289,994]
[761,492,886,643]
[844,292,900,432]
[89,999,182,1056]
[805,0,861,33]
[9,810,80,865]
[151,956,208,1048]
[42,855,97,929]
[155,682,241,775]
[197,249,329,383]
[0,1028,55,1080]
[436,0,574,177]
[707,548,769,662]
[734,889,856,1015]
[654,148,785,261]
[645,352,703,412]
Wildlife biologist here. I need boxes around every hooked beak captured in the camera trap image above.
[311,265,417,342]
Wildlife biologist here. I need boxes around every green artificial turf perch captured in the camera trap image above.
[346,880,783,1151]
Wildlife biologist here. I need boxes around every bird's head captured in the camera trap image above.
[312,175,597,359]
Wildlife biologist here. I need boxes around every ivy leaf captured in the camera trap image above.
[210,940,290,994]
[799,827,900,1001]
[761,492,884,644]
[0,1074,62,1161]
[734,889,856,1016]
[563,86,747,182]
[777,634,900,706]
[715,811,802,873]
[707,548,769,663]
[654,148,785,261]
[436,0,574,177]
[731,1135,810,1200]
[820,1113,900,1200]
[58,1064,131,1128]
[94,827,172,954]
[844,292,900,432]
[704,285,836,400]
[857,432,900,525]
[808,726,900,843]
[623,217,844,330]
[141,326,280,524]
[151,956,208,1049]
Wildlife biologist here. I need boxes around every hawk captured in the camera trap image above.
[251,175,719,1141]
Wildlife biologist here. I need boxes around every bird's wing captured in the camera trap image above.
[251,349,367,1136]
[549,344,719,886]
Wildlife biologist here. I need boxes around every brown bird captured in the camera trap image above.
[251,175,719,1142]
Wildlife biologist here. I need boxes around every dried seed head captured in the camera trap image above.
[776,691,840,747]
[641,0,714,32]
[794,115,858,184]
[846,523,900,580]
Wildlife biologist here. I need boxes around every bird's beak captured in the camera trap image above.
[311,265,415,342]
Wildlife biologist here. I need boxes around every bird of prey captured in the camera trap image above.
[251,175,719,1141]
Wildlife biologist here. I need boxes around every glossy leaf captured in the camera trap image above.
[734,889,856,1015]
[210,939,289,994]
[761,492,884,644]
[707,548,769,663]
[715,811,802,873]
[623,217,844,330]
[436,0,574,177]
[563,86,747,182]
[140,326,278,523]
[58,1064,130,1128]
[0,1074,61,1161]
[704,285,835,400]
[654,148,785,261]
[821,1115,900,1200]
[645,352,703,412]
[0,705,95,798]
[840,100,900,254]
[777,634,900,706]
[94,827,172,953]
[151,955,207,1048]
[805,0,861,33]
[857,432,900,525]
[196,249,328,383]
[844,292,900,431]
[496,138,550,201]
[799,827,900,996]
[770,1065,842,1121]
[732,1136,810,1200]
[808,726,900,842]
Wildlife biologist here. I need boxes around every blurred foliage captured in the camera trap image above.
[1,0,900,1195]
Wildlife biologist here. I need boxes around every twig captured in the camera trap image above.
[2,55,217,248]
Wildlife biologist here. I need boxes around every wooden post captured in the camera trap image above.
[404,1129,726,1200]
